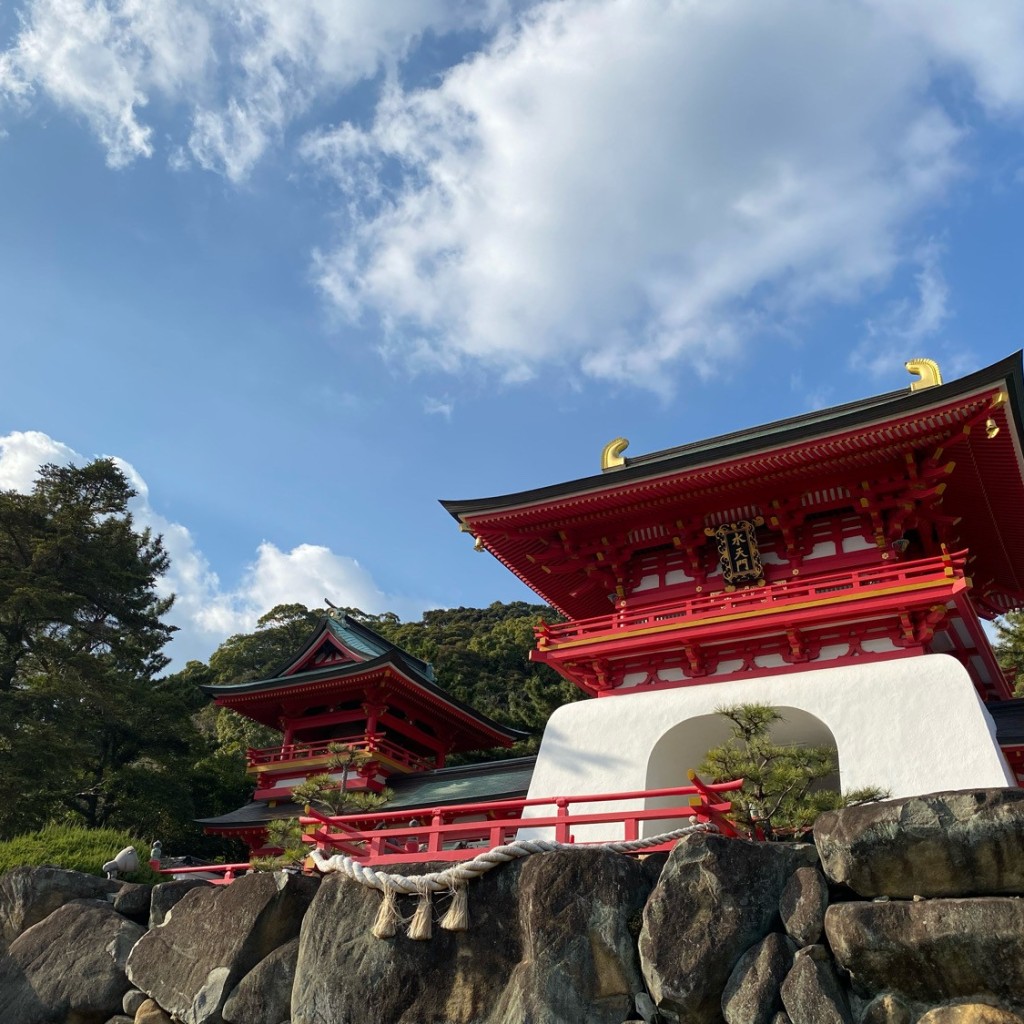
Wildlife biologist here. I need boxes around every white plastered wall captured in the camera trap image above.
[521,654,1014,841]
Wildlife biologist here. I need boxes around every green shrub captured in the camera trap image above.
[0,824,162,883]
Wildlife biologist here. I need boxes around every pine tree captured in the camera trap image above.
[0,460,179,836]
[700,704,885,838]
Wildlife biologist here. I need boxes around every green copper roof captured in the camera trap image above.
[324,613,435,681]
[196,756,537,830]
[382,757,536,810]
[324,615,390,660]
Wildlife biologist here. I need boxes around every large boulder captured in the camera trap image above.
[127,871,317,1024]
[149,878,214,928]
[814,790,1024,898]
[825,898,1024,1008]
[0,865,121,953]
[222,936,299,1024]
[779,867,828,947]
[0,898,145,1024]
[917,1008,1024,1024]
[112,882,152,923]
[779,946,852,1024]
[859,993,913,1024]
[721,932,796,1024]
[638,832,817,1023]
[292,848,653,1024]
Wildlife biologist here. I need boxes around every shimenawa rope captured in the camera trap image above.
[309,821,717,940]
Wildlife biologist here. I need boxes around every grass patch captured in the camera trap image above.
[0,825,161,883]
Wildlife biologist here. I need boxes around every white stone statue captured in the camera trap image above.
[102,845,140,879]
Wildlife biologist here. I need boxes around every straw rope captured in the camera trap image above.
[309,822,717,938]
[309,821,716,894]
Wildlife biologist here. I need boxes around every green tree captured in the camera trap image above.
[995,612,1024,695]
[0,459,180,838]
[254,744,392,870]
[208,603,321,684]
[700,704,885,838]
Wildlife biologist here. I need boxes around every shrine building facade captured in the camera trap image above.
[197,611,528,851]
[443,356,1024,809]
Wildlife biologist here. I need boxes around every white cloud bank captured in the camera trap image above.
[0,0,506,176]
[0,430,405,665]
[5,1,1024,387]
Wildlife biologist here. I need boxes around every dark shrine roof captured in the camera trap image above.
[989,699,1024,746]
[442,354,1024,517]
[197,756,537,831]
[441,353,1024,619]
[202,650,524,744]
[272,612,435,682]
[200,614,524,746]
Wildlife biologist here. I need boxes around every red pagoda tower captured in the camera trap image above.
[443,355,1024,806]
[198,610,525,851]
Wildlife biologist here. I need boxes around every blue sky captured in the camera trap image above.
[1,0,1024,665]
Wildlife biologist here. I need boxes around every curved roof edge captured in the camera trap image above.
[441,351,1024,520]
[200,648,528,743]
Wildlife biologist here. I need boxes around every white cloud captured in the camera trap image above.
[0,0,508,179]
[851,241,951,377]
[0,430,80,489]
[0,0,212,167]
[5,1,1024,385]
[423,396,454,420]
[307,0,987,390]
[195,541,389,639]
[0,431,407,665]
[867,0,1024,115]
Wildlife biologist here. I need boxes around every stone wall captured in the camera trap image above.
[4,788,1024,1023]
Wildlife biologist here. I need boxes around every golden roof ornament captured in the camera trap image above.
[601,437,629,471]
[905,358,943,392]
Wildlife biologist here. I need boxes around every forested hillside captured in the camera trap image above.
[0,459,579,858]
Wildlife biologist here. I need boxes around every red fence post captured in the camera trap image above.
[427,809,443,854]
[555,797,570,843]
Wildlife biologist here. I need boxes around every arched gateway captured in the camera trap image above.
[442,356,1024,823]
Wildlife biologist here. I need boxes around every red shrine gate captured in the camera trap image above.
[443,356,1024,800]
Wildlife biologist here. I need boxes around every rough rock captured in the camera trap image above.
[292,849,654,1024]
[113,882,152,923]
[722,933,797,1024]
[149,878,214,928]
[825,898,1024,1008]
[917,1008,1024,1024]
[104,1017,134,1023]
[222,935,298,1024]
[779,867,828,946]
[0,865,121,952]
[135,999,175,1024]
[127,870,316,1024]
[639,832,817,1023]
[859,993,913,1024]
[123,988,149,1016]
[0,898,145,1024]
[779,946,852,1024]
[814,789,1024,898]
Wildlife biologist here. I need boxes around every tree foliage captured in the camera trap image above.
[253,744,393,871]
[994,612,1024,695]
[0,460,185,838]
[0,470,582,862]
[700,704,885,838]
[366,601,583,758]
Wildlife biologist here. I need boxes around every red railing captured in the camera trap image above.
[301,774,743,866]
[536,551,967,649]
[247,736,435,773]
[153,862,252,885]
